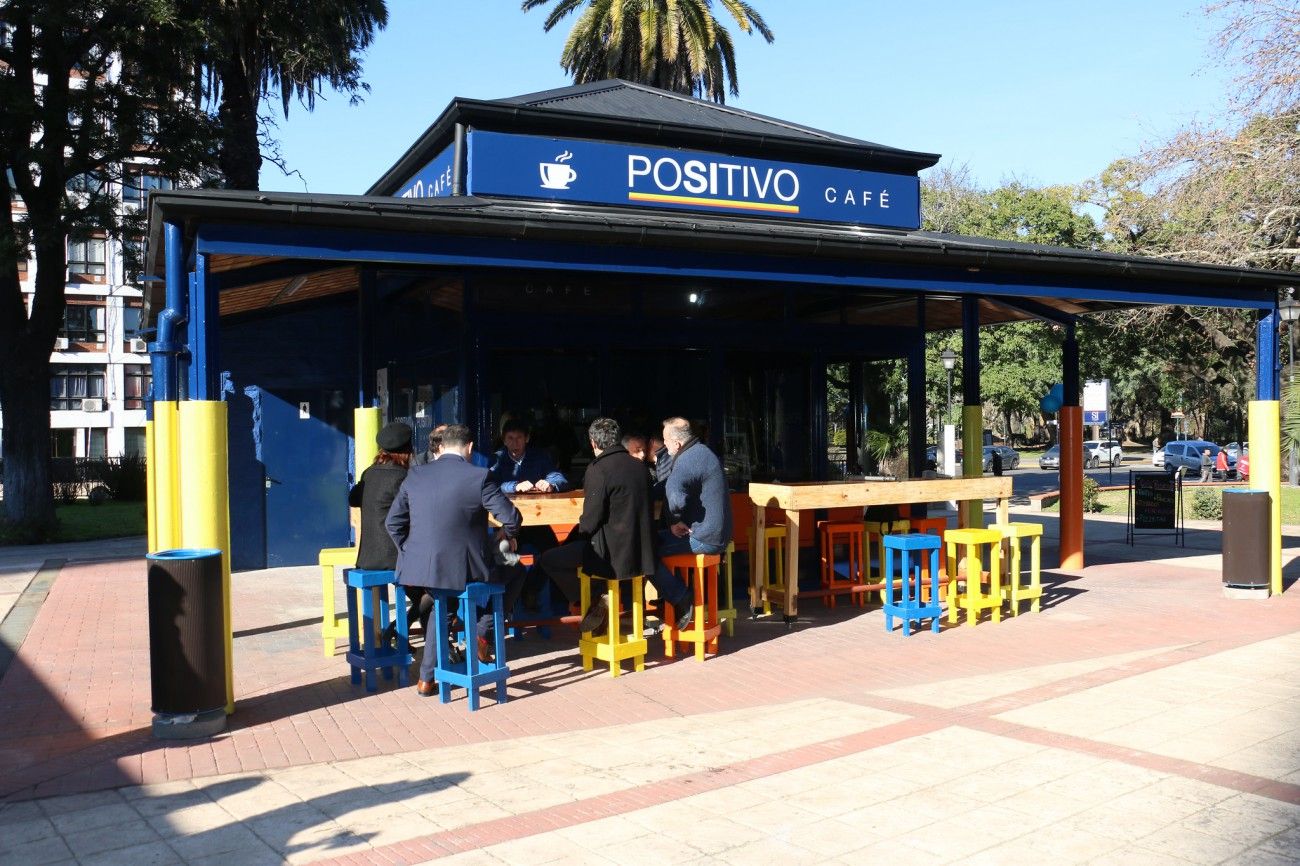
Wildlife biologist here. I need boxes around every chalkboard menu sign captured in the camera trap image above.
[1133,472,1176,529]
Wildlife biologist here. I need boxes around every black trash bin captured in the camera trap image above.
[1222,491,1270,592]
[146,548,228,737]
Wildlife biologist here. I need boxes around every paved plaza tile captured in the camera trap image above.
[1,515,1300,863]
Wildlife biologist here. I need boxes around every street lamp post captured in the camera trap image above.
[940,348,958,478]
[1279,289,1300,485]
[941,348,957,419]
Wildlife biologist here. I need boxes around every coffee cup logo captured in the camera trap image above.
[539,151,577,190]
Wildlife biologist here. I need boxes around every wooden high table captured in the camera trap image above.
[747,477,1013,623]
[506,490,585,526]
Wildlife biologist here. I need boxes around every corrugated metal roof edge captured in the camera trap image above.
[146,190,1290,303]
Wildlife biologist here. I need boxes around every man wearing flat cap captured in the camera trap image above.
[386,423,522,696]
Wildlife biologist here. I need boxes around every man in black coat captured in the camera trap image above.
[538,417,657,634]
[386,424,522,694]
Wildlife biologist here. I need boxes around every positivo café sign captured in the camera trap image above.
[450,131,919,230]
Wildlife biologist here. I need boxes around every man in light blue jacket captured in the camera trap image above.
[650,417,732,631]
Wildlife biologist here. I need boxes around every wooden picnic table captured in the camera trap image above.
[747,477,1013,622]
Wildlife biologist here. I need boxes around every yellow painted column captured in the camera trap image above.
[179,400,235,713]
[144,419,157,552]
[354,407,381,477]
[962,405,984,529]
[1248,400,1282,595]
[151,401,182,551]
[1059,405,1084,570]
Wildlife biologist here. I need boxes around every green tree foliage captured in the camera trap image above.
[191,0,388,189]
[0,0,219,537]
[522,0,774,104]
[920,166,1101,444]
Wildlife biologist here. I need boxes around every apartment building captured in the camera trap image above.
[3,167,168,460]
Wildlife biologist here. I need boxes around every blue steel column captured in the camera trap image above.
[1258,310,1279,400]
[151,220,187,400]
[186,252,216,399]
[811,355,828,480]
[357,267,376,407]
[907,295,927,479]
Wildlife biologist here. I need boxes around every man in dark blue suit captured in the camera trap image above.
[386,424,522,697]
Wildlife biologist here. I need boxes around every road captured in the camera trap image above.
[1002,457,1159,499]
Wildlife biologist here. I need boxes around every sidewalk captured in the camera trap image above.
[1,517,1299,864]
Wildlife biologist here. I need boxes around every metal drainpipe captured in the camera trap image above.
[452,123,466,196]
[150,220,187,402]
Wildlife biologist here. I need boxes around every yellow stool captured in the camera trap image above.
[579,569,648,677]
[719,541,738,637]
[991,522,1043,615]
[662,554,723,661]
[761,526,788,616]
[318,546,357,657]
[944,528,1003,627]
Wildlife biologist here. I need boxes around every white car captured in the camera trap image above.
[1153,446,1166,468]
[1084,439,1123,467]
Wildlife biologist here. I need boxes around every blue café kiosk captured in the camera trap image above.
[143,80,1289,573]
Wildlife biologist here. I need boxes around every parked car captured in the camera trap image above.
[1084,439,1124,467]
[1162,440,1221,477]
[984,445,1020,471]
[1153,445,1166,468]
[1224,442,1241,464]
[1039,445,1098,470]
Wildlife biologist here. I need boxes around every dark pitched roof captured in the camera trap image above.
[497,80,911,153]
[367,79,940,196]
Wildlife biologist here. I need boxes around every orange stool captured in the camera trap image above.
[908,517,949,601]
[819,521,865,607]
[662,553,722,661]
[944,527,1003,627]
[866,518,910,601]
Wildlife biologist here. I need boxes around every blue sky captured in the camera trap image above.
[259,0,1236,195]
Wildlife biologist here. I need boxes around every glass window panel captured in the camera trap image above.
[87,428,107,458]
[124,428,146,457]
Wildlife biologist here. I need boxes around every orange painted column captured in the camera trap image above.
[1058,405,1084,570]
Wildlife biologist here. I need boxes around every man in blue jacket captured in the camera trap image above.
[650,417,732,631]
[386,424,522,696]
[489,420,569,610]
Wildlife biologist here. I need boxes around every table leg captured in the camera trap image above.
[784,509,800,621]
[997,496,1009,526]
[751,504,765,616]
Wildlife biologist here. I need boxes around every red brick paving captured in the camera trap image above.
[1,537,1298,808]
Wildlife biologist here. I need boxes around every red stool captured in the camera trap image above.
[819,522,865,608]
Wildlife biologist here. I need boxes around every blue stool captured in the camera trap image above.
[344,569,412,691]
[882,533,943,635]
[430,583,509,711]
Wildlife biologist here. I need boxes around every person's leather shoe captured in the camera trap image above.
[416,680,436,697]
[674,599,695,632]
[476,636,495,664]
[579,595,609,633]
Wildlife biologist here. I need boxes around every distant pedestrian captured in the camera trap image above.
[1215,449,1229,481]
[991,449,1003,476]
[1200,449,1213,481]
[1238,448,1250,481]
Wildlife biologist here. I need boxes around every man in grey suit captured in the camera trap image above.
[386,424,522,696]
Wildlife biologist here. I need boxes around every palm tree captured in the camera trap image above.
[522,0,774,104]
[197,0,389,189]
